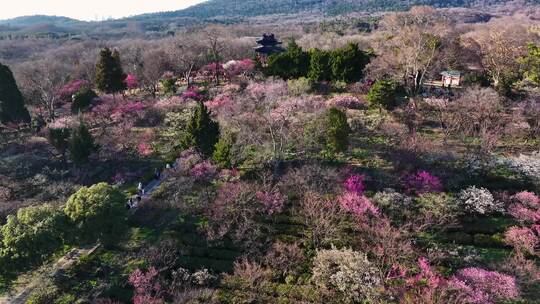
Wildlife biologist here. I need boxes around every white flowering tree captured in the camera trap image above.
[458,186,503,215]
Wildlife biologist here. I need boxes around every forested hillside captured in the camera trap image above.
[138,0,539,19]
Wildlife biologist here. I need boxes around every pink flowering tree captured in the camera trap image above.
[402,170,443,195]
[137,130,155,157]
[190,160,218,182]
[327,95,366,109]
[387,258,519,304]
[200,62,225,84]
[344,174,366,195]
[57,79,91,102]
[508,191,540,224]
[223,58,255,80]
[128,267,164,304]
[205,93,233,113]
[448,268,519,304]
[125,74,139,90]
[504,226,539,255]
[181,86,204,101]
[338,192,379,218]
[111,101,146,121]
[256,190,285,215]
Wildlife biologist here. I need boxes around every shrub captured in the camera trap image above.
[25,279,59,304]
[312,247,381,303]
[68,122,99,165]
[47,127,71,162]
[372,189,413,220]
[161,76,177,95]
[71,87,98,113]
[287,77,312,96]
[458,186,503,215]
[64,183,127,245]
[324,107,351,154]
[402,170,443,195]
[125,74,139,89]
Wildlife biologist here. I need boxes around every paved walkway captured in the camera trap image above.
[1,244,101,304]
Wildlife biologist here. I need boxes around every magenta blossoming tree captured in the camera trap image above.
[181,86,204,101]
[124,74,139,89]
[402,170,443,195]
[344,174,366,195]
[58,79,91,102]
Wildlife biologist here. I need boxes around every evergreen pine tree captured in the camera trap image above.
[0,62,31,124]
[68,122,99,165]
[94,48,127,94]
[330,43,370,83]
[48,127,71,163]
[324,107,351,154]
[182,101,220,158]
[366,79,400,111]
[213,132,235,168]
[265,40,310,80]
[308,49,332,82]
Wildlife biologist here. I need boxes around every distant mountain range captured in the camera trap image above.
[0,0,537,37]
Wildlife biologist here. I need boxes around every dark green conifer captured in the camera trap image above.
[94,48,127,94]
[324,107,351,154]
[182,101,220,158]
[0,62,31,124]
[68,122,99,165]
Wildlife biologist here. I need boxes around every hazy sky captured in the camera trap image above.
[1,0,207,21]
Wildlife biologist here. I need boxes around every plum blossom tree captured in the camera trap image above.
[504,226,539,255]
[124,74,139,90]
[344,174,366,195]
[402,170,443,195]
[129,267,164,304]
[458,186,503,215]
[256,190,285,215]
[448,267,519,304]
[338,192,379,219]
